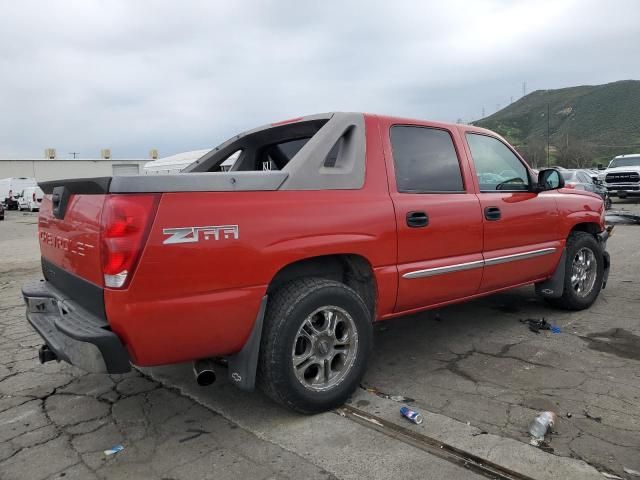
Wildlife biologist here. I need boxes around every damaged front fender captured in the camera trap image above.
[536,225,613,298]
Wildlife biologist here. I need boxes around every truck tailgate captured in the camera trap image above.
[38,193,105,287]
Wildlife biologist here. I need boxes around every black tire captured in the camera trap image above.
[258,278,372,414]
[546,232,604,311]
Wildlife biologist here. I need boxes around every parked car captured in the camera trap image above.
[23,113,611,413]
[0,202,4,220]
[560,169,611,209]
[0,177,38,210]
[598,154,640,198]
[17,186,44,212]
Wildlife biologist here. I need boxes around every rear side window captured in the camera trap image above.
[390,126,464,193]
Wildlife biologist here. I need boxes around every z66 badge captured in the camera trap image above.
[162,225,239,245]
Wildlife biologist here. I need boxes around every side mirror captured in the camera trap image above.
[535,168,564,192]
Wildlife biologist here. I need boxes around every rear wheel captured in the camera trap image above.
[258,278,372,413]
[546,231,604,310]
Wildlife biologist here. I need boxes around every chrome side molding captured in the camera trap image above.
[403,247,557,279]
[483,248,557,266]
[403,260,484,279]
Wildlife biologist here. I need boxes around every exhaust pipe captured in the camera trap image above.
[193,359,216,386]
[38,345,57,364]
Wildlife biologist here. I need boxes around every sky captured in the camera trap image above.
[1,0,639,159]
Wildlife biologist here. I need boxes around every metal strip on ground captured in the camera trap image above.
[336,405,536,480]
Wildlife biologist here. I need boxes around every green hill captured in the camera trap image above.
[474,80,640,168]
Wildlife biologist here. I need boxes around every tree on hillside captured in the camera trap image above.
[555,142,593,168]
[516,140,547,169]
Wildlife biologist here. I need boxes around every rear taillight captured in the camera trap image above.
[100,194,160,288]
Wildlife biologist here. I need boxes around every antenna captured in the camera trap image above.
[68,152,79,159]
[547,103,550,167]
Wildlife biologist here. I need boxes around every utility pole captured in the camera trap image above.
[68,152,79,159]
[510,96,513,104]
[546,103,550,167]
[481,106,485,118]
[522,81,527,97]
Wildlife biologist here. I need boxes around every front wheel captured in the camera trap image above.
[258,278,372,413]
[546,231,604,310]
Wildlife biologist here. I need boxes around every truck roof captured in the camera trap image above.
[370,113,491,133]
[613,153,640,158]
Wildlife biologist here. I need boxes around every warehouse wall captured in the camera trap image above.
[0,160,147,181]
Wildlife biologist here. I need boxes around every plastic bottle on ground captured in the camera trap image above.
[529,411,557,439]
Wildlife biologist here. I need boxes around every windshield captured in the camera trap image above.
[609,156,640,168]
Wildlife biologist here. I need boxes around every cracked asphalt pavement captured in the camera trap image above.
[360,200,640,477]
[0,212,335,480]
[1,199,639,479]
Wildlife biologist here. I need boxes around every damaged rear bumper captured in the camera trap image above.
[22,280,131,374]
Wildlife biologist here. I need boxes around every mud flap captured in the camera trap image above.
[226,295,267,392]
[598,226,612,290]
[535,249,566,298]
[601,250,610,289]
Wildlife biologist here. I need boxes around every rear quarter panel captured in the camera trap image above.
[108,190,396,365]
[106,115,398,366]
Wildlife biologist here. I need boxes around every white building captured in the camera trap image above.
[0,156,148,181]
[0,147,239,181]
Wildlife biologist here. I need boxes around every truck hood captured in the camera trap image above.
[604,166,640,173]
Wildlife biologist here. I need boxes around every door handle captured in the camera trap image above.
[484,206,501,221]
[406,211,429,228]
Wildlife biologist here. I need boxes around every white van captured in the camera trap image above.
[17,186,44,212]
[0,177,38,210]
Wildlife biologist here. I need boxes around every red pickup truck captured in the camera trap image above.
[24,112,611,413]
